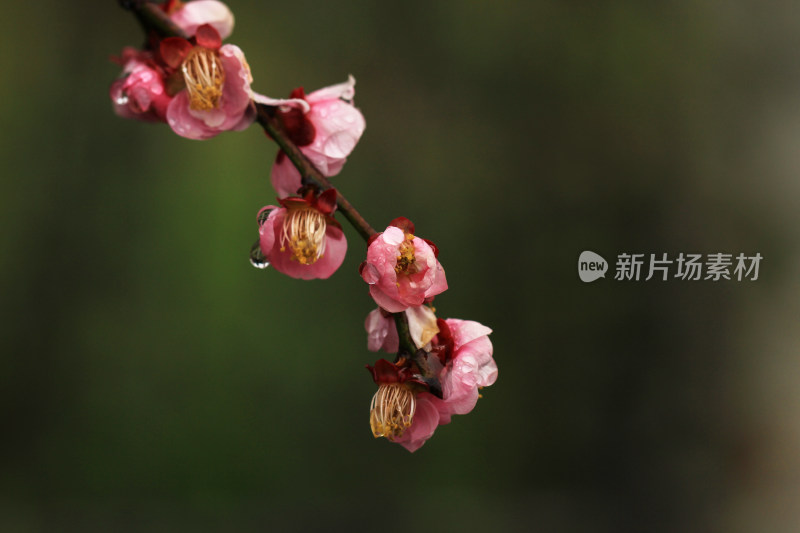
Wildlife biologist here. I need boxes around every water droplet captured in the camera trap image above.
[115,93,129,105]
[250,240,269,269]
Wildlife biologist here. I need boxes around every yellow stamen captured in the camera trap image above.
[369,383,416,439]
[394,233,417,274]
[181,47,224,111]
[280,206,327,265]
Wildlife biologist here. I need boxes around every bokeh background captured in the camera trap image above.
[3,1,800,531]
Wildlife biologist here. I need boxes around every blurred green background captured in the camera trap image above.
[2,1,800,531]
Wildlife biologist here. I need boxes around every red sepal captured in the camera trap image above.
[195,24,222,50]
[367,359,403,384]
[315,189,338,216]
[278,92,315,146]
[367,233,380,246]
[278,188,338,216]
[289,87,307,100]
[430,318,455,365]
[160,37,193,69]
[366,359,428,388]
[389,217,415,235]
[278,196,306,210]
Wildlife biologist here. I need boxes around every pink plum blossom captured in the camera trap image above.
[266,76,366,197]
[377,317,497,452]
[365,305,439,353]
[160,25,255,140]
[110,48,172,122]
[166,0,235,40]
[360,218,447,313]
[257,189,347,280]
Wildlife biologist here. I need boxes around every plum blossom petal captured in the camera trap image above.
[270,152,309,198]
[365,308,398,353]
[305,76,365,160]
[252,93,310,113]
[390,393,441,453]
[169,0,235,40]
[305,76,356,102]
[406,305,440,348]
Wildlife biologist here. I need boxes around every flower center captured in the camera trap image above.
[181,47,224,111]
[394,234,417,274]
[370,383,416,439]
[280,207,327,265]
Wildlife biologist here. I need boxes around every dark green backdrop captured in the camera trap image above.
[2,1,799,531]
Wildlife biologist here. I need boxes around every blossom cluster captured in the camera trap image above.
[110,0,496,452]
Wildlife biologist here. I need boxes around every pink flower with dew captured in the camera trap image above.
[365,305,439,353]
[265,76,366,197]
[380,317,497,452]
[433,318,497,424]
[360,218,447,313]
[166,0,235,40]
[110,48,172,122]
[257,189,347,280]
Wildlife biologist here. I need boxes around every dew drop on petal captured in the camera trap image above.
[250,240,270,269]
[115,93,129,105]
